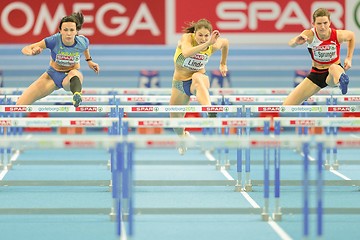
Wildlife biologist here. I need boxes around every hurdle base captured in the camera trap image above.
[324,163,331,170]
[215,162,221,170]
[332,163,339,170]
[272,212,282,221]
[109,211,116,222]
[234,184,242,192]
[261,213,269,221]
[107,159,111,170]
[244,184,252,192]
[6,163,13,170]
[109,180,113,192]
[224,162,231,170]
[122,213,129,222]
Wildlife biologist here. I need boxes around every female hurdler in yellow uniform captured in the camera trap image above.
[169,19,229,155]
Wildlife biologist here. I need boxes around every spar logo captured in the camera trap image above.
[132,106,158,112]
[82,97,97,102]
[251,140,282,147]
[0,119,12,126]
[289,119,316,126]
[64,140,98,148]
[328,106,354,112]
[127,97,146,102]
[202,106,228,112]
[146,140,177,147]
[76,106,102,112]
[258,106,280,112]
[70,120,97,126]
[271,90,288,94]
[222,120,248,126]
[4,106,29,112]
[344,97,360,102]
[138,120,164,127]
[337,140,360,147]
[235,97,255,102]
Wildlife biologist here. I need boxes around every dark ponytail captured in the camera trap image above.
[59,12,84,31]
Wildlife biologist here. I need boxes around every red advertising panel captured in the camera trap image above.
[0,0,165,44]
[174,0,345,33]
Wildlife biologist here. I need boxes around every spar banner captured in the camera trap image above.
[0,0,359,44]
[168,0,349,44]
[0,0,165,44]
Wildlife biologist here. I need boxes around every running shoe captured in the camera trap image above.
[207,112,217,118]
[72,92,82,107]
[339,73,349,95]
[178,131,190,155]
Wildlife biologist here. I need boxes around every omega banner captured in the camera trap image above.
[0,0,358,44]
[0,0,166,44]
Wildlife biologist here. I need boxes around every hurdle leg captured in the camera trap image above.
[234,108,243,192]
[223,98,231,170]
[234,147,243,192]
[324,97,332,170]
[244,147,252,192]
[331,125,339,170]
[303,142,310,238]
[0,121,3,169]
[273,121,282,221]
[262,145,270,221]
[317,143,324,238]
[122,142,130,222]
[324,126,331,170]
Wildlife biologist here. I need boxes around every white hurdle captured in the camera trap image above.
[4,94,360,104]
[1,104,360,113]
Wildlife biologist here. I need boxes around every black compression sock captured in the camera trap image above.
[70,76,82,94]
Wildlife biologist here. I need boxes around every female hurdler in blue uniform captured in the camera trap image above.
[18,12,100,107]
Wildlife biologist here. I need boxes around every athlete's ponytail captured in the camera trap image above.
[182,19,213,33]
[58,12,84,31]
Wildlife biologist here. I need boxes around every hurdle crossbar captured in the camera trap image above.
[4,95,360,104]
[0,117,271,128]
[0,135,359,149]
[1,105,360,113]
[273,117,360,127]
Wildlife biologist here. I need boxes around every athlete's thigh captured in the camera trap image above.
[283,78,320,105]
[170,87,190,105]
[17,73,57,105]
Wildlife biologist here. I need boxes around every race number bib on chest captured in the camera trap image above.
[312,44,337,62]
[182,53,209,71]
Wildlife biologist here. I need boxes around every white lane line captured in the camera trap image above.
[220,166,261,208]
[0,149,20,180]
[119,220,128,240]
[205,151,293,240]
[329,169,352,180]
[204,150,216,161]
[0,168,8,180]
[267,218,293,240]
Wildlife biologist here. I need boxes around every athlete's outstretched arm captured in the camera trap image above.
[288,30,312,47]
[22,40,46,56]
